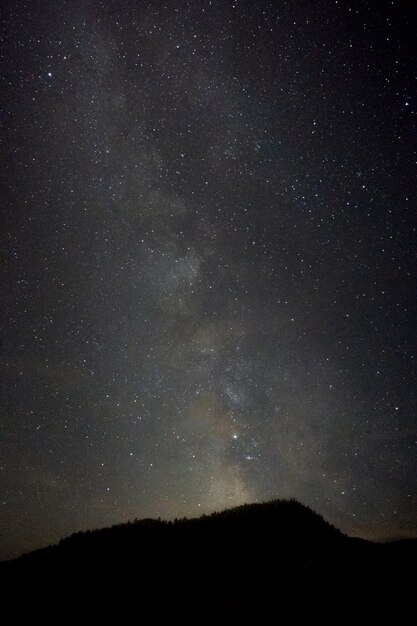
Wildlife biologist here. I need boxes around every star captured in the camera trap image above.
[0,0,415,561]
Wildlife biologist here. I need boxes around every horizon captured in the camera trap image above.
[3,497,417,562]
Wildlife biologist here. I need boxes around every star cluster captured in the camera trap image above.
[1,0,416,559]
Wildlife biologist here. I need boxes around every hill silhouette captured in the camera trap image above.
[2,499,415,623]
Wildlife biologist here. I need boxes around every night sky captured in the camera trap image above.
[1,0,416,560]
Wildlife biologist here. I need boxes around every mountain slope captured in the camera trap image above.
[7,499,345,570]
[2,499,415,624]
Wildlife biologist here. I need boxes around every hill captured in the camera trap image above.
[2,499,415,623]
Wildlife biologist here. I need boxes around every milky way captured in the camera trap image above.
[1,0,416,559]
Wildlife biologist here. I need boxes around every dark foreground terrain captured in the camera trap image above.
[1,500,415,624]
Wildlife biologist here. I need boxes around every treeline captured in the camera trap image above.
[14,498,346,573]
[2,499,415,624]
